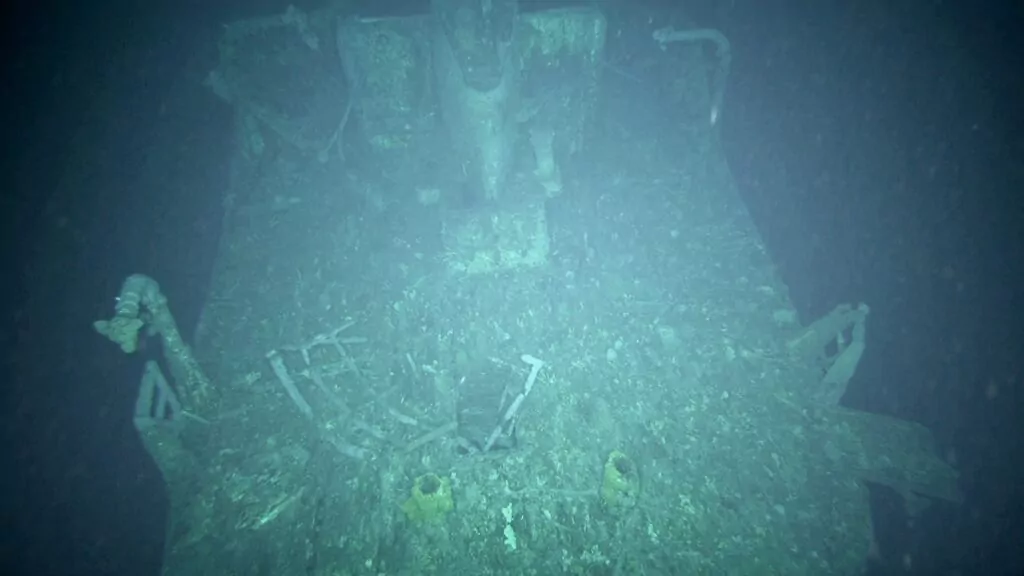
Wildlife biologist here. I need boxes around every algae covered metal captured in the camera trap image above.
[94,2,961,575]
[337,14,435,157]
